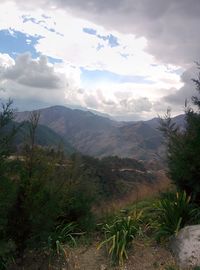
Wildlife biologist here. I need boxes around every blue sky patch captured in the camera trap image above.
[81,68,154,86]
[22,15,45,25]
[83,27,97,35]
[47,56,63,64]
[0,30,40,59]
[22,15,63,36]
[96,33,119,47]
[83,27,119,48]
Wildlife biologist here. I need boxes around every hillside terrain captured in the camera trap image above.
[5,120,75,155]
[15,106,184,161]
[1,101,191,270]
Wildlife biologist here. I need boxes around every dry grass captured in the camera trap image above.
[94,170,173,217]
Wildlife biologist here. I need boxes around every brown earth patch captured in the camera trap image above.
[10,238,177,270]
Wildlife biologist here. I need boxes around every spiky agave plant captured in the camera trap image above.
[98,212,142,265]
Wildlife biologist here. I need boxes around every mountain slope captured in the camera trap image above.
[12,120,75,154]
[15,106,184,160]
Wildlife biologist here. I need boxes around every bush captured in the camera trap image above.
[153,191,199,241]
[65,175,97,232]
[98,211,142,265]
[0,240,15,270]
[47,222,77,257]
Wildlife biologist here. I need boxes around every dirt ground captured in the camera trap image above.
[65,239,177,270]
[11,238,177,270]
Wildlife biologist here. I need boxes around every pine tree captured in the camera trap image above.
[160,65,200,202]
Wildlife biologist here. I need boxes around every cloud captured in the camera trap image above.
[2,0,199,69]
[0,52,181,120]
[0,1,182,79]
[0,52,79,109]
[162,66,199,106]
[11,0,199,67]
[64,84,153,119]
[2,53,64,89]
[55,0,200,67]
[1,0,198,120]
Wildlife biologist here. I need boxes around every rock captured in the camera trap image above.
[100,264,107,270]
[170,225,200,269]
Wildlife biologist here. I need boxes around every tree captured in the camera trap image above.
[160,65,200,202]
[24,111,40,179]
[0,99,16,160]
[0,100,18,268]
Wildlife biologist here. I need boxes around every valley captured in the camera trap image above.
[15,105,184,162]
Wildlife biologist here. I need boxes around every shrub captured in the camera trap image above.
[98,211,142,265]
[66,176,96,231]
[47,222,77,256]
[0,240,15,270]
[153,191,199,241]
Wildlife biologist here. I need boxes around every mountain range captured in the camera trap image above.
[12,120,75,154]
[15,106,185,161]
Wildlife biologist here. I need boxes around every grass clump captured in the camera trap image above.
[45,221,79,268]
[47,222,77,256]
[98,210,143,265]
[152,191,200,241]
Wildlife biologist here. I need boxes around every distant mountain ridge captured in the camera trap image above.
[15,106,185,161]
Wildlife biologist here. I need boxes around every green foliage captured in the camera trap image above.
[66,183,96,231]
[3,148,97,263]
[159,65,200,202]
[152,191,199,241]
[164,266,179,270]
[101,156,146,172]
[98,211,142,265]
[193,267,200,270]
[0,241,15,270]
[70,154,149,200]
[47,222,77,256]
[0,100,19,268]
[0,107,98,268]
[0,99,16,158]
[0,100,156,268]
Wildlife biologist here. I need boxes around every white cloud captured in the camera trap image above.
[2,53,65,89]
[0,52,78,108]
[0,1,182,79]
[0,52,186,120]
[0,0,195,120]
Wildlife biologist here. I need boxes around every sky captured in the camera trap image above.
[0,0,200,120]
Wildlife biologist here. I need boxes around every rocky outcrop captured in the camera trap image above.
[171,225,200,269]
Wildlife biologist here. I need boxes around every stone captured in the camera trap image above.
[170,225,200,269]
[100,264,107,270]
